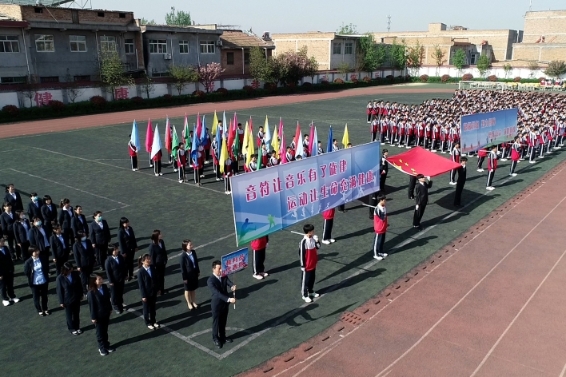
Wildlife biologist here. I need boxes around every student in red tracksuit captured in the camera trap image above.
[486,145,498,190]
[251,236,268,280]
[128,138,138,171]
[321,208,335,244]
[373,195,388,260]
[224,157,233,194]
[299,224,321,303]
[509,136,522,177]
[176,143,188,183]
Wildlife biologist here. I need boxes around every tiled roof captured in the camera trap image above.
[220,30,274,49]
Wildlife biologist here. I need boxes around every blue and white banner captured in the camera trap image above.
[460,109,518,154]
[221,248,249,277]
[230,142,380,246]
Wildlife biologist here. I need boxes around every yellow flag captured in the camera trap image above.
[246,122,255,165]
[219,132,228,174]
[211,110,219,136]
[242,120,250,158]
[342,124,350,147]
[271,125,280,159]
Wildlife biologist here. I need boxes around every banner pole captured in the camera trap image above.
[233,274,236,310]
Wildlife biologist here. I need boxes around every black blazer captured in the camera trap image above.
[137,266,158,298]
[87,285,112,320]
[0,212,16,236]
[89,220,111,245]
[207,274,233,311]
[73,240,95,268]
[4,192,23,211]
[456,166,467,186]
[118,227,137,255]
[71,215,88,237]
[40,204,58,227]
[105,255,127,284]
[23,257,49,287]
[380,155,389,174]
[180,251,200,280]
[56,271,83,305]
[58,208,73,231]
[50,233,69,260]
[0,246,14,276]
[28,226,50,252]
[149,241,168,266]
[14,220,31,244]
[27,200,44,221]
[415,180,433,206]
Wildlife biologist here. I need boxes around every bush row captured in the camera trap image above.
[417,74,541,84]
[0,77,411,124]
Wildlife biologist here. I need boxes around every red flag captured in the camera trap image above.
[145,119,153,153]
[308,123,315,155]
[293,122,301,150]
[233,112,238,131]
[227,118,236,157]
[280,132,287,164]
[164,118,172,153]
[196,112,202,138]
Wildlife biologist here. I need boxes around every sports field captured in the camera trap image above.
[0,85,563,377]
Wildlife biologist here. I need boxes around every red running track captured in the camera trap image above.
[241,160,566,376]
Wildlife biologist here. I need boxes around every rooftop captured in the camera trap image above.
[0,0,72,5]
[220,29,274,49]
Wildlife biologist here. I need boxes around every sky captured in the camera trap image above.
[90,0,565,34]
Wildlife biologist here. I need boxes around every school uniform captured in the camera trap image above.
[40,203,57,236]
[128,141,138,170]
[89,219,111,271]
[14,219,31,261]
[510,142,521,175]
[87,284,113,353]
[180,250,200,291]
[454,164,467,206]
[56,271,83,332]
[251,236,268,276]
[71,214,88,237]
[0,246,16,302]
[177,148,188,182]
[4,191,23,212]
[299,236,320,300]
[137,266,158,326]
[450,147,461,183]
[322,209,335,242]
[74,239,95,294]
[27,199,44,222]
[380,155,388,192]
[486,150,498,188]
[153,150,163,175]
[50,233,69,275]
[207,273,234,345]
[105,254,126,313]
[408,175,417,200]
[27,225,51,260]
[373,204,388,259]
[23,256,49,313]
[0,211,17,259]
[118,226,138,280]
[413,179,432,228]
[149,240,168,294]
[192,149,203,184]
[58,207,74,244]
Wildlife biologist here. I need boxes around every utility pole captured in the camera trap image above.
[529,0,532,11]
[387,15,391,33]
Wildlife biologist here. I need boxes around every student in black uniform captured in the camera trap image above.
[14,210,31,262]
[89,211,111,271]
[4,184,23,212]
[0,237,18,306]
[105,244,127,314]
[26,192,43,223]
[56,262,83,335]
[73,231,95,295]
[137,254,160,330]
[50,224,69,275]
[40,195,57,238]
[412,174,433,230]
[408,175,417,200]
[149,230,168,295]
[453,157,468,207]
[71,205,88,237]
[380,149,389,192]
[207,260,236,349]
[23,246,50,316]
[87,273,115,356]
[58,198,74,245]
[180,240,200,310]
[0,202,17,260]
[117,217,138,281]
[27,217,51,261]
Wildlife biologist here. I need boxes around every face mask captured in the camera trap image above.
[81,236,87,241]
[35,221,42,227]
[20,216,26,221]
[96,216,103,222]
[32,197,38,202]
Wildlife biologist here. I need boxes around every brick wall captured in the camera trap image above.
[0,5,135,25]
[0,5,22,20]
[272,33,334,70]
[523,11,566,44]
[512,43,566,62]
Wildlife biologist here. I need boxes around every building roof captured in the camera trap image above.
[220,30,274,49]
[0,0,72,5]
[0,10,27,26]
[140,24,222,35]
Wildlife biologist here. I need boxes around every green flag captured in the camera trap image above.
[171,126,180,158]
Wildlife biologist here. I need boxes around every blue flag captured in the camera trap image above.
[200,115,207,144]
[326,125,333,153]
[130,120,140,149]
[191,125,199,161]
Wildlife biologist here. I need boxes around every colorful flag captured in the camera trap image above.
[219,131,228,174]
[191,125,199,161]
[293,122,301,150]
[164,117,172,153]
[171,126,180,158]
[130,120,140,150]
[263,116,272,148]
[278,117,283,141]
[280,132,287,164]
[242,120,250,158]
[327,125,333,153]
[183,115,190,146]
[246,122,255,165]
[311,126,319,157]
[271,125,280,159]
[150,124,162,159]
[200,115,207,144]
[196,112,202,138]
[211,110,219,136]
[222,111,227,136]
[295,132,304,159]
[308,122,314,155]
[145,119,153,153]
[342,124,350,147]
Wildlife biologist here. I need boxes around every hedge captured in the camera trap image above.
[0,76,410,124]
[410,76,541,84]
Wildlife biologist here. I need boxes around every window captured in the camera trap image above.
[226,52,234,65]
[69,35,87,52]
[40,76,59,83]
[74,75,90,81]
[35,35,54,52]
[100,36,117,52]
[34,7,43,13]
[125,39,135,54]
[149,39,167,54]
[199,41,215,54]
[344,42,353,55]
[179,40,189,54]
[98,12,105,17]
[244,51,250,65]
[0,76,26,84]
[332,42,341,55]
[0,36,20,53]
[119,13,126,18]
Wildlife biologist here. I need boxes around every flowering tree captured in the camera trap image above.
[198,62,224,93]
[272,46,318,86]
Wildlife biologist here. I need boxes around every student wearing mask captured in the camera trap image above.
[105,244,127,314]
[56,262,83,335]
[0,237,19,306]
[26,192,43,223]
[73,231,95,295]
[23,246,50,316]
[149,230,168,295]
[137,254,160,330]
[14,210,31,262]
[117,217,138,281]
[87,273,115,356]
[27,217,51,261]
[89,211,111,271]
[50,224,69,275]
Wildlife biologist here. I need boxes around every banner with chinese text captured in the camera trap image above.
[460,109,518,153]
[230,142,380,246]
[221,248,249,277]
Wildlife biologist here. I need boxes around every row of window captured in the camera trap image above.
[0,34,217,55]
[333,42,354,55]
[0,75,91,84]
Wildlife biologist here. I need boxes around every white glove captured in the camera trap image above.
[301,267,305,272]
[416,205,419,210]
[313,235,319,242]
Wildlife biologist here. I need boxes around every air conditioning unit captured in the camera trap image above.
[163,53,172,60]
[216,40,223,47]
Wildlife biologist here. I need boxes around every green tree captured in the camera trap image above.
[165,7,192,26]
[431,45,446,76]
[249,46,274,83]
[452,49,467,77]
[140,17,156,25]
[358,34,380,74]
[390,38,407,72]
[99,51,134,100]
[544,60,566,79]
[306,56,319,82]
[476,54,491,78]
[503,63,513,79]
[140,74,155,99]
[337,62,351,75]
[336,22,358,35]
[406,40,424,77]
[271,46,318,86]
[169,65,198,95]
